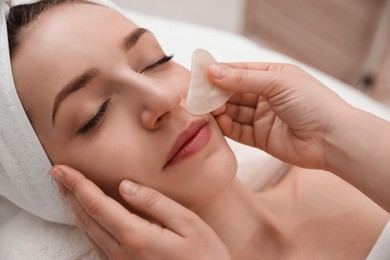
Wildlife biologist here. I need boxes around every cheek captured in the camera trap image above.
[55,130,160,200]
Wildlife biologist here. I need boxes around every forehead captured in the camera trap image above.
[11,3,140,130]
[26,3,138,51]
[12,3,140,76]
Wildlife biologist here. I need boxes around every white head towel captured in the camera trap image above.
[0,0,121,224]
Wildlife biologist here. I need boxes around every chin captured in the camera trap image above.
[180,137,238,209]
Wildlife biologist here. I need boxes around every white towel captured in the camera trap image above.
[367,220,390,260]
[0,0,122,225]
[0,210,97,259]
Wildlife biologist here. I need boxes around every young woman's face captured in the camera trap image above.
[11,3,237,209]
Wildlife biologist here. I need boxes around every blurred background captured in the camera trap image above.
[112,0,390,106]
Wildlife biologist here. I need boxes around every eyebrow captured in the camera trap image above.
[52,28,150,125]
[121,27,150,51]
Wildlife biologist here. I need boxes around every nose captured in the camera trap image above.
[141,81,183,130]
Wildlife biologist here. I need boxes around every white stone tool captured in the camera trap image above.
[186,49,232,115]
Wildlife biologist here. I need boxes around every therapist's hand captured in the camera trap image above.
[208,62,390,212]
[51,165,230,260]
[208,62,351,169]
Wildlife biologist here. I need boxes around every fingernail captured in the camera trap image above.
[120,180,139,196]
[50,168,64,181]
[209,64,226,79]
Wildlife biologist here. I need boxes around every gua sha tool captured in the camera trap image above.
[186,49,232,115]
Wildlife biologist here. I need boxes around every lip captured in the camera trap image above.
[164,119,211,169]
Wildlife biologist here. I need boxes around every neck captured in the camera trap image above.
[191,178,282,258]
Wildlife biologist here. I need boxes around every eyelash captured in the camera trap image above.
[79,98,111,135]
[79,54,173,135]
[140,54,174,73]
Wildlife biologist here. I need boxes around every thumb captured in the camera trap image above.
[119,180,199,235]
[208,63,279,97]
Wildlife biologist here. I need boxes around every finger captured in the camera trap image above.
[84,232,109,260]
[223,61,298,72]
[225,102,256,125]
[211,103,226,116]
[52,165,189,254]
[63,184,119,256]
[208,64,289,97]
[119,180,201,236]
[211,92,258,116]
[226,92,259,108]
[223,62,309,77]
[51,166,152,245]
[215,113,256,147]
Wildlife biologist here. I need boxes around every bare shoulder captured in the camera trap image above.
[288,167,387,216]
[257,166,389,259]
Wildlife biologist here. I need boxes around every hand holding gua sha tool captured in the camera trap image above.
[186,49,232,115]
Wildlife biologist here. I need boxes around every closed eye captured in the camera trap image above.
[140,54,174,73]
[79,98,111,135]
